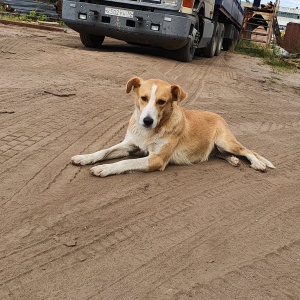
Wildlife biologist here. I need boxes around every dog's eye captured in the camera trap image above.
[157,100,166,105]
[141,96,148,102]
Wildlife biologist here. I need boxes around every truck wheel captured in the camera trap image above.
[222,39,232,51]
[215,23,225,56]
[80,33,105,48]
[173,27,197,62]
[174,37,195,62]
[222,27,239,51]
[203,25,217,58]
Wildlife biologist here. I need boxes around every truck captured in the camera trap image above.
[62,0,244,62]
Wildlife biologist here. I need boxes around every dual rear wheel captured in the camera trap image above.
[175,22,226,62]
[203,22,225,58]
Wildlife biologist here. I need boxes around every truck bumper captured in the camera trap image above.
[62,1,195,50]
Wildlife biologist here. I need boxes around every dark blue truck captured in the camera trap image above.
[62,0,244,62]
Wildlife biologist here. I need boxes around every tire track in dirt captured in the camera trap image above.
[229,120,297,136]
[165,189,300,299]
[0,85,121,167]
[0,111,133,284]
[186,54,241,107]
[43,111,131,191]
[1,109,127,204]
[0,180,268,298]
[0,104,114,192]
[84,182,298,300]
[178,238,300,299]
[0,148,290,298]
[262,127,300,153]
[2,168,201,253]
[0,86,77,126]
[0,163,246,264]
[183,66,214,107]
[0,89,47,123]
[0,37,23,58]
[0,36,46,62]
[54,164,242,232]
[0,169,280,298]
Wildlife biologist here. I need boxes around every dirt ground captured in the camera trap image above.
[1,23,300,300]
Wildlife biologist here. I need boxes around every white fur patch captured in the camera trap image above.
[139,84,158,128]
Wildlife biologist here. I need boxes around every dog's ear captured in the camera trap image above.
[171,84,187,103]
[126,77,143,93]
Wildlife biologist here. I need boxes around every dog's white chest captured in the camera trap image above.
[126,125,151,152]
[126,123,165,153]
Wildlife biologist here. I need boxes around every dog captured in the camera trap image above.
[71,77,275,177]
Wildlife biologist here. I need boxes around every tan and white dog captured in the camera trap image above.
[71,77,275,177]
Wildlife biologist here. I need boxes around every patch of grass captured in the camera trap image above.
[0,11,48,22]
[233,40,296,71]
[27,10,47,21]
[233,40,268,58]
[265,56,294,69]
[0,12,65,26]
[0,13,30,22]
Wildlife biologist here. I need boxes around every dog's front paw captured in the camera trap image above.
[90,165,112,177]
[71,154,95,166]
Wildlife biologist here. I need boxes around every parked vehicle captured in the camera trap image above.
[62,0,244,61]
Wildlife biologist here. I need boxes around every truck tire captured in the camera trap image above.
[222,26,239,51]
[203,25,217,58]
[222,39,232,51]
[174,37,195,62]
[80,33,105,48]
[215,23,225,56]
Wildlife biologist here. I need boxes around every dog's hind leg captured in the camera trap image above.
[251,150,276,169]
[71,140,136,166]
[216,152,240,167]
[215,134,275,171]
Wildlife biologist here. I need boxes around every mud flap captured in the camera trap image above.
[197,19,215,49]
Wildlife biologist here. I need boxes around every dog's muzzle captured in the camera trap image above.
[143,116,154,128]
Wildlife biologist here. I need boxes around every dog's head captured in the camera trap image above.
[126,77,186,129]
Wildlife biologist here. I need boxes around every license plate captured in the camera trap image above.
[105,7,134,19]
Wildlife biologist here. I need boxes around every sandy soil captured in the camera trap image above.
[1,23,300,300]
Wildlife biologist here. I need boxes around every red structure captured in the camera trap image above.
[283,23,300,53]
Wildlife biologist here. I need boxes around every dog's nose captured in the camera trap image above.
[143,116,154,127]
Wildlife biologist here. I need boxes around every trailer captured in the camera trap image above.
[62,0,244,62]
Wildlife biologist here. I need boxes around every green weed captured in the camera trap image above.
[233,40,296,71]
[0,11,49,22]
